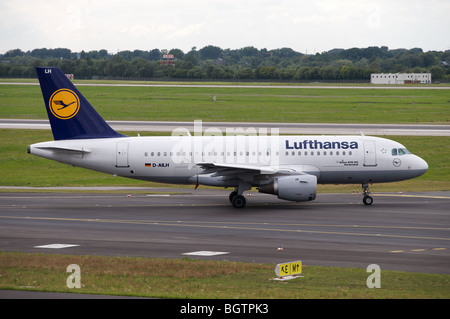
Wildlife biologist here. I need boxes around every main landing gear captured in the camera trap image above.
[362,183,373,205]
[229,182,251,208]
[229,191,246,208]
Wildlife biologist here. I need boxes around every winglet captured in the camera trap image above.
[36,67,126,140]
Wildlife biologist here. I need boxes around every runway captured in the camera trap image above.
[1,189,449,275]
[1,119,449,136]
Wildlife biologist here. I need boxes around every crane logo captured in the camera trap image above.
[49,89,80,120]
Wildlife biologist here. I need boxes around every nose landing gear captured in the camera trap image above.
[362,183,373,205]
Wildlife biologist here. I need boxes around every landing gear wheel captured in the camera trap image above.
[361,182,373,206]
[229,191,237,203]
[363,196,373,206]
[231,195,246,208]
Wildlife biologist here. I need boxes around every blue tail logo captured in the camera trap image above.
[36,67,125,140]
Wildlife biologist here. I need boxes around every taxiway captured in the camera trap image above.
[0,189,449,275]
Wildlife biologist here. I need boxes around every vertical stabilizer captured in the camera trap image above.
[36,67,125,140]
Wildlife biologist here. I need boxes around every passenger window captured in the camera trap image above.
[392,149,398,156]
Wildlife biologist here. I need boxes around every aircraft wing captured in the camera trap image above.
[196,162,320,182]
[197,162,278,175]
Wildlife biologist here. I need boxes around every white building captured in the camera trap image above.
[371,73,431,84]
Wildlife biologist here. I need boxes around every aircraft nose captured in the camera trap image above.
[414,156,428,177]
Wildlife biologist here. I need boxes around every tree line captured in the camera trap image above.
[1,46,449,82]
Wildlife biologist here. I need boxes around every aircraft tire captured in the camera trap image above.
[232,195,246,208]
[229,191,237,203]
[363,196,373,206]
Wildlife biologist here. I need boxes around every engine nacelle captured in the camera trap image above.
[258,175,317,202]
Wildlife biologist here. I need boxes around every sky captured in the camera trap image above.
[1,0,449,55]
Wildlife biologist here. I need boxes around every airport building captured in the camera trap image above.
[371,73,431,85]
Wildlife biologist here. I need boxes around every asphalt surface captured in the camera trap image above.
[1,188,449,275]
[1,188,449,299]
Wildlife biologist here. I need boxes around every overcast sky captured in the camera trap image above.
[1,0,449,55]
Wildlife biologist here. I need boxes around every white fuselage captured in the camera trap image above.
[28,135,428,188]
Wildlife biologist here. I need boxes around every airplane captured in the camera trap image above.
[28,67,428,208]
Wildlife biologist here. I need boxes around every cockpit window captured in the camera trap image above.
[392,148,411,156]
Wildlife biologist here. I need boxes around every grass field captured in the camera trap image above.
[0,83,449,124]
[1,252,449,299]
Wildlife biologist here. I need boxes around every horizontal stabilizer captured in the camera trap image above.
[33,145,91,153]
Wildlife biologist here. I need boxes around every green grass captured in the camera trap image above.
[1,252,448,299]
[1,83,449,123]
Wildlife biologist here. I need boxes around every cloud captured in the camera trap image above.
[0,0,448,53]
[169,24,205,39]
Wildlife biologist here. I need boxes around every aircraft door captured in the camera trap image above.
[363,141,377,167]
[116,142,129,167]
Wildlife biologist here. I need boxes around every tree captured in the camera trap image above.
[199,45,222,60]
[255,66,278,79]
[430,65,445,80]
[236,67,254,80]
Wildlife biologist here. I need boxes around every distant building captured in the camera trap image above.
[371,73,431,84]
[160,54,177,65]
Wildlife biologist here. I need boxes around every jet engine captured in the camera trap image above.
[258,174,317,202]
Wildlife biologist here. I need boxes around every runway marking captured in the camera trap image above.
[390,248,447,253]
[183,251,229,257]
[374,194,450,199]
[34,244,79,249]
[1,215,449,242]
[1,215,448,232]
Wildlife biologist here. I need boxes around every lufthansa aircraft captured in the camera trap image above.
[28,67,428,208]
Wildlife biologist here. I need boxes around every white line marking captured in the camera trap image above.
[34,244,79,249]
[182,251,229,257]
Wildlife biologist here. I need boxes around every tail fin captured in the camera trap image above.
[36,67,125,140]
